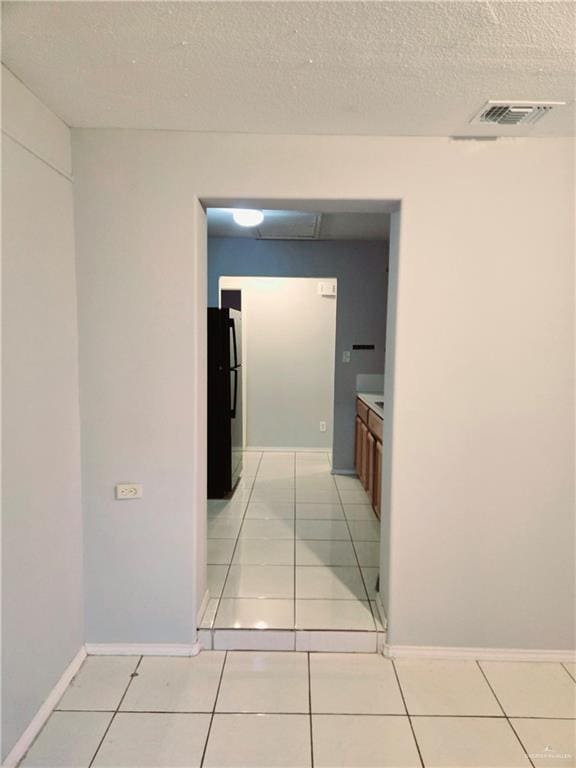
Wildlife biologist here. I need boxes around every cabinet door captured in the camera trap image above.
[356,397,369,424]
[373,439,382,519]
[354,417,363,476]
[358,420,365,485]
[366,431,375,499]
[360,421,369,490]
[368,410,383,441]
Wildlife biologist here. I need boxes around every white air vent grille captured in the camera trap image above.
[471,100,565,127]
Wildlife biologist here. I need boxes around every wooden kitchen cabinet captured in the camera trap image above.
[358,419,369,488]
[354,397,383,519]
[366,431,375,499]
[373,439,382,518]
[368,409,383,441]
[356,398,369,424]
[355,417,363,479]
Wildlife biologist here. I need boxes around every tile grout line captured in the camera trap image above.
[211,453,264,632]
[332,474,376,626]
[199,651,229,768]
[101,712,576,719]
[475,661,536,768]
[560,662,576,683]
[307,652,315,768]
[391,660,425,768]
[50,709,576,720]
[212,560,374,564]
[87,655,143,768]
[212,595,382,601]
[297,452,373,632]
[293,452,297,639]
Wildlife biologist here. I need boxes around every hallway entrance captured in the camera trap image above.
[200,450,384,651]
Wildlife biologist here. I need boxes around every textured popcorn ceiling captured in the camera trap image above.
[2,1,574,136]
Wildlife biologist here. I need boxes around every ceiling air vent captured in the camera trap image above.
[471,100,565,127]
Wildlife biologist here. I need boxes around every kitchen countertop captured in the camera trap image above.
[357,392,384,420]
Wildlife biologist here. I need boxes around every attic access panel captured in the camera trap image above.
[256,210,319,240]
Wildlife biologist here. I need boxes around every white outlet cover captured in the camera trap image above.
[115,483,143,500]
[342,351,351,363]
[318,281,337,297]
[319,421,327,432]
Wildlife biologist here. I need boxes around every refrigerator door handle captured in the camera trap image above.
[229,318,239,369]
[230,368,238,418]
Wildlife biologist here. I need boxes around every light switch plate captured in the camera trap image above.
[342,350,351,363]
[115,483,143,500]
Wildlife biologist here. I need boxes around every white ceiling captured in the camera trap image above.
[207,209,390,240]
[2,1,574,137]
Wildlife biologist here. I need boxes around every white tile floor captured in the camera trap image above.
[203,451,383,650]
[21,653,576,767]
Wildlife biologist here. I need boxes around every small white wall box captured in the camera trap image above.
[115,483,143,500]
[318,281,337,297]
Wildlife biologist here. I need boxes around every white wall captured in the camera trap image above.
[73,137,199,645]
[220,276,337,450]
[71,129,575,653]
[379,209,401,621]
[1,67,83,759]
[192,200,208,626]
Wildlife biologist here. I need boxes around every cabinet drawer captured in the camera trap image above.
[356,398,369,424]
[368,409,383,441]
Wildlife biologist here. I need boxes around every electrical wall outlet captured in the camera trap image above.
[317,281,337,297]
[319,421,327,432]
[342,351,351,363]
[115,483,143,500]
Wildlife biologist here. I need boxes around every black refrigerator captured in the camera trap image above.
[208,308,243,498]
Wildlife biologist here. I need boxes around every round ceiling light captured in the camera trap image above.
[232,209,264,227]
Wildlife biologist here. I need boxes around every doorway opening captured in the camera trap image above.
[198,199,396,651]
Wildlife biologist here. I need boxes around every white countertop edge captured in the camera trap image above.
[357,392,384,420]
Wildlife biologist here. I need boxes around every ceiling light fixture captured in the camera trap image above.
[232,209,264,227]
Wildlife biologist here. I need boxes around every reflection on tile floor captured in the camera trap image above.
[204,451,382,639]
[22,652,576,767]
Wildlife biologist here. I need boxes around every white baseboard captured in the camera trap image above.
[3,639,205,767]
[196,590,210,627]
[373,595,388,633]
[385,644,576,663]
[85,643,202,657]
[3,646,86,768]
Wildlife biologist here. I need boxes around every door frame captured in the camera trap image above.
[191,196,401,640]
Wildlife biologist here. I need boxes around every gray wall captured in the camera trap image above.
[2,69,83,759]
[209,238,389,470]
